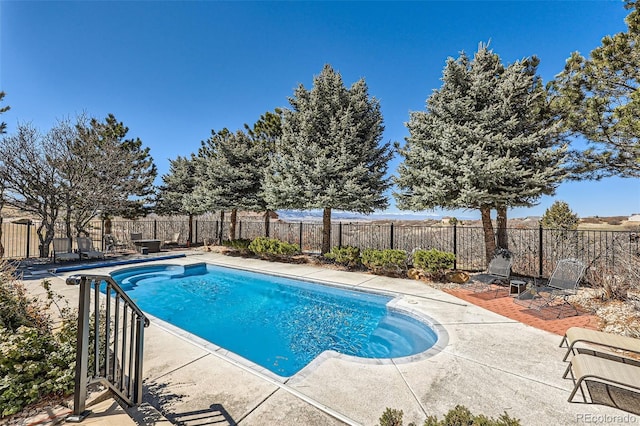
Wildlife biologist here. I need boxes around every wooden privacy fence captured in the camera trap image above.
[1,218,638,281]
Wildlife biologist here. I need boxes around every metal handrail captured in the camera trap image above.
[66,274,149,422]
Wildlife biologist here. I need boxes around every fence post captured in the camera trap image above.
[26,223,31,259]
[153,220,157,240]
[100,219,105,251]
[299,222,303,252]
[133,318,145,404]
[194,220,198,245]
[538,224,543,277]
[239,220,242,240]
[390,223,394,250]
[453,223,457,270]
[215,221,220,244]
[338,222,343,248]
[68,278,91,421]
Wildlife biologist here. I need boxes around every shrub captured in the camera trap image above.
[0,263,77,417]
[324,246,361,267]
[588,249,640,305]
[0,324,76,417]
[222,238,252,252]
[412,249,455,281]
[223,238,252,249]
[603,216,628,225]
[381,405,521,426]
[379,408,405,426]
[248,237,299,257]
[361,249,408,275]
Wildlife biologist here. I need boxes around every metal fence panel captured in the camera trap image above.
[3,217,638,285]
[1,221,38,258]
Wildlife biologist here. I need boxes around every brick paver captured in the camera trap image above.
[444,286,600,335]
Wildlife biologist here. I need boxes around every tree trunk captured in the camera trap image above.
[321,207,331,254]
[480,206,496,265]
[38,222,55,258]
[496,205,508,250]
[264,210,271,238]
[65,207,73,240]
[218,210,225,243]
[104,217,113,235]
[0,215,4,259]
[229,209,237,241]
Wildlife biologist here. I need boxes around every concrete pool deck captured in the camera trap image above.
[22,251,639,425]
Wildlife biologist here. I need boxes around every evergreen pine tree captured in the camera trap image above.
[264,64,392,254]
[75,114,157,221]
[0,91,9,134]
[156,155,202,244]
[541,201,580,230]
[551,0,640,179]
[245,109,282,236]
[189,128,266,240]
[0,92,10,257]
[395,45,566,263]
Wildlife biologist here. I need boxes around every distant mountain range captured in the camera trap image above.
[275,210,475,222]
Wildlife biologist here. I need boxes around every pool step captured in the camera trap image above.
[368,315,437,357]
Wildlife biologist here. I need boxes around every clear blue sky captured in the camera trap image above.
[1,1,638,220]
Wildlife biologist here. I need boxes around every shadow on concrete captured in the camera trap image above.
[583,381,640,416]
[143,380,237,425]
[168,405,237,426]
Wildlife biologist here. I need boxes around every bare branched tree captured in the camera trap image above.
[0,113,157,257]
[0,122,65,257]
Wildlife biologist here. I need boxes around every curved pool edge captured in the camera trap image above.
[196,260,451,373]
[289,298,449,384]
[107,260,450,382]
[145,300,449,387]
[50,253,187,273]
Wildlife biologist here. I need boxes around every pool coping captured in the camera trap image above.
[38,252,640,426]
[105,260,451,385]
[49,253,187,273]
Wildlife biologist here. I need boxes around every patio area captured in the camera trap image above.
[17,251,639,425]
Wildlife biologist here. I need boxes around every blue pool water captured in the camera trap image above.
[109,263,438,377]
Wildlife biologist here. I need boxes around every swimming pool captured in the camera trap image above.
[109,263,441,377]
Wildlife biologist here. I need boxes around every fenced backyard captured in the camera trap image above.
[2,217,638,284]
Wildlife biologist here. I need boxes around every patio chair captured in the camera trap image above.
[560,327,640,362]
[77,237,105,260]
[515,258,586,318]
[52,237,79,262]
[563,353,640,413]
[163,232,180,247]
[104,234,127,253]
[466,248,512,297]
